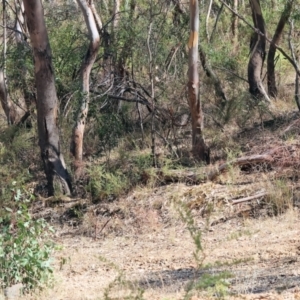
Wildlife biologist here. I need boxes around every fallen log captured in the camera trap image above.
[148,153,274,184]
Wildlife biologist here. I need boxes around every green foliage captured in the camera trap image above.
[0,189,55,292]
[0,128,36,207]
[6,43,34,93]
[87,165,128,201]
[50,21,84,99]
[185,272,232,299]
[97,113,127,156]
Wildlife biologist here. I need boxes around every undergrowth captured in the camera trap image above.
[0,188,55,293]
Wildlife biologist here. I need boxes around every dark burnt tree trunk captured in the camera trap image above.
[188,0,209,163]
[267,0,294,98]
[23,0,72,196]
[248,0,270,102]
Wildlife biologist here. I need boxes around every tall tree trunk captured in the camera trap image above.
[15,0,34,121]
[231,0,239,53]
[0,0,17,124]
[267,0,294,98]
[15,0,26,43]
[112,0,120,35]
[248,0,270,102]
[70,0,100,177]
[188,0,209,163]
[23,0,72,196]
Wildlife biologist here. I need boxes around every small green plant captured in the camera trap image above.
[185,272,232,299]
[177,203,233,299]
[0,188,55,292]
[177,202,204,268]
[227,229,253,241]
[99,256,145,300]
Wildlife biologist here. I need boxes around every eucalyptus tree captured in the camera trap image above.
[23,0,72,196]
[248,0,270,102]
[70,0,100,177]
[187,0,209,162]
[267,0,294,98]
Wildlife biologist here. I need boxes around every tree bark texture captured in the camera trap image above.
[23,0,72,196]
[267,0,293,98]
[247,0,269,100]
[70,0,100,176]
[188,0,209,163]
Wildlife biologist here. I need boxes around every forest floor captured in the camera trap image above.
[20,186,300,300]
[3,109,300,300]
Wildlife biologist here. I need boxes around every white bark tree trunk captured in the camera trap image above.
[70,0,100,177]
[188,0,209,163]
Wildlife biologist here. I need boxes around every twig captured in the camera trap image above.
[214,66,248,83]
[98,217,111,235]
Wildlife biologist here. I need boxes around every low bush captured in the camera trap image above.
[0,188,55,292]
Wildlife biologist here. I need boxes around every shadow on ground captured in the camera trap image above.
[135,256,300,295]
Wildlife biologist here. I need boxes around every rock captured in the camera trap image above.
[4,284,23,300]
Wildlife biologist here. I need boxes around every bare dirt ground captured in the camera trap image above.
[21,183,300,300]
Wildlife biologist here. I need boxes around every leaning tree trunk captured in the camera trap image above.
[70,0,100,177]
[248,0,270,102]
[188,0,209,163]
[199,45,228,108]
[23,0,72,196]
[267,0,294,98]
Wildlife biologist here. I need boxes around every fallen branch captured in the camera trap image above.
[232,192,267,205]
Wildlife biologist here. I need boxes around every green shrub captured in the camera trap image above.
[0,189,55,292]
[87,166,128,201]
